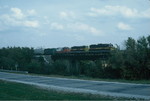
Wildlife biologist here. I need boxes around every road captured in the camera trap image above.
[0,72,150,99]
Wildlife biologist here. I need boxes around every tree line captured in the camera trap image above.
[0,35,150,80]
[0,47,34,71]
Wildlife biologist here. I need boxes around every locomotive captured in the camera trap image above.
[89,44,113,52]
[43,43,114,55]
[71,46,88,52]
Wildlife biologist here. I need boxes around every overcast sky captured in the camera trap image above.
[0,0,150,48]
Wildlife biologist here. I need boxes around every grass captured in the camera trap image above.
[0,80,134,100]
[0,80,105,100]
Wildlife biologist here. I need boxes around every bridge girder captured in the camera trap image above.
[51,51,110,60]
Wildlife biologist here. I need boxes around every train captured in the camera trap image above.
[40,43,114,55]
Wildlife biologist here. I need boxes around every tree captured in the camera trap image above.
[0,47,34,71]
[123,37,138,79]
[28,60,41,74]
[147,35,150,60]
[147,35,150,47]
[136,36,150,79]
[107,45,123,79]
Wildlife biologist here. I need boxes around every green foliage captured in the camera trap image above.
[121,36,150,80]
[53,60,68,75]
[81,61,97,77]
[28,60,41,74]
[0,47,34,71]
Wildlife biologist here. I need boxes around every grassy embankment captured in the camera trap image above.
[0,80,134,100]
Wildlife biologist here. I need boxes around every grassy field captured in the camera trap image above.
[0,80,134,100]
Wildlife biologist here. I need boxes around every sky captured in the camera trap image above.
[0,0,150,48]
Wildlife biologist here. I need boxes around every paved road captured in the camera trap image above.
[0,72,150,99]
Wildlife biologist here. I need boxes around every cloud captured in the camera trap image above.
[88,5,150,18]
[141,8,150,18]
[11,7,24,19]
[87,12,97,17]
[27,9,37,15]
[117,22,133,30]
[89,6,138,17]
[50,22,64,30]
[0,7,39,29]
[68,23,103,36]
[59,11,76,19]
[48,22,103,36]
[1,14,22,26]
[24,20,39,28]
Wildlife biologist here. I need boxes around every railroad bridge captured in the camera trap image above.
[35,51,111,64]
[35,51,111,75]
